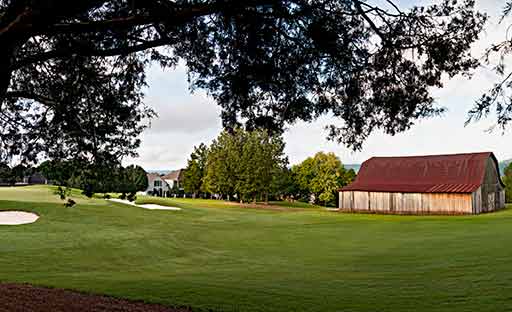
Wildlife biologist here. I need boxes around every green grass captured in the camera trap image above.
[1,185,512,311]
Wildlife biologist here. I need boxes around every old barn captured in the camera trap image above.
[339,152,505,215]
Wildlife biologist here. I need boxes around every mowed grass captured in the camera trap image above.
[1,186,512,312]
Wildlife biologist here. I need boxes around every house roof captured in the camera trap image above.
[162,169,184,181]
[147,172,163,179]
[341,152,503,194]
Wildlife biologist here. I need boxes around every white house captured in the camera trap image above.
[162,169,184,191]
[145,173,170,196]
[144,169,185,197]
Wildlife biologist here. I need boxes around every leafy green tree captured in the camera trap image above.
[183,144,209,198]
[0,0,487,164]
[123,165,149,193]
[204,128,287,203]
[237,130,287,203]
[270,167,298,201]
[292,152,354,207]
[38,160,77,185]
[203,130,242,199]
[0,163,14,185]
[11,164,30,183]
[503,163,512,203]
[39,160,147,199]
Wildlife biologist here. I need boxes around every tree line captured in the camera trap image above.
[38,161,148,199]
[0,163,38,185]
[183,129,356,207]
[0,160,148,203]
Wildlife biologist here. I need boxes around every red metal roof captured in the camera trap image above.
[341,152,502,193]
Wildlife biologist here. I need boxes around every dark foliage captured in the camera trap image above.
[0,162,15,185]
[39,160,148,198]
[468,1,512,133]
[0,0,486,158]
[64,198,76,208]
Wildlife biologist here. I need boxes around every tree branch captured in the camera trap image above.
[353,0,389,45]
[5,90,57,107]
[12,38,174,70]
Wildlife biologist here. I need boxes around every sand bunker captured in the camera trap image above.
[108,198,181,211]
[0,211,39,225]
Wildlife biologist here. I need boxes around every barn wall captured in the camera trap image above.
[472,187,482,214]
[339,191,473,214]
[481,158,505,212]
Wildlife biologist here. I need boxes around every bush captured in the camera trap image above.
[127,192,137,202]
[54,186,71,200]
[64,199,76,208]
[119,193,127,200]
[103,194,111,199]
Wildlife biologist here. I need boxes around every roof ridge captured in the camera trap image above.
[370,152,492,159]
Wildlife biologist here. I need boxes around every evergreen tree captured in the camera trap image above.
[183,144,209,198]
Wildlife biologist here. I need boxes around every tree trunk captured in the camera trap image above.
[264,192,269,205]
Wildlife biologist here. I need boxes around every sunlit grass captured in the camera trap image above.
[1,185,511,312]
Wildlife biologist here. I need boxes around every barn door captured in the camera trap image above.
[488,193,496,212]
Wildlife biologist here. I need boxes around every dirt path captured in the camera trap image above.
[0,283,190,312]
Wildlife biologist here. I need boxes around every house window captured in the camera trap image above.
[154,180,162,187]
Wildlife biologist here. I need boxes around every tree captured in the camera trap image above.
[183,143,209,198]
[38,159,147,198]
[469,2,512,133]
[292,152,354,206]
[270,167,298,201]
[0,0,487,164]
[503,163,512,204]
[38,160,77,186]
[0,163,14,185]
[203,128,287,202]
[237,129,288,203]
[11,163,30,183]
[203,130,241,199]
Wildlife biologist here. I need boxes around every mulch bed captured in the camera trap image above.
[0,283,190,312]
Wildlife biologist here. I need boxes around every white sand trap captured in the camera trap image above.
[108,198,181,211]
[0,211,39,225]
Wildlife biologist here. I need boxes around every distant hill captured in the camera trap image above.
[499,159,512,176]
[344,164,361,173]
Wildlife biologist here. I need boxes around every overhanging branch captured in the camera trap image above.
[12,38,174,70]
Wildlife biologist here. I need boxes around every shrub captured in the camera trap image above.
[127,192,137,202]
[64,199,76,208]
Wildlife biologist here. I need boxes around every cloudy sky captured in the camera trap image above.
[126,0,512,171]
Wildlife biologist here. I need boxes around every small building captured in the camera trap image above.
[339,152,505,215]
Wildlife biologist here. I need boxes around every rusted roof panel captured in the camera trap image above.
[341,152,498,193]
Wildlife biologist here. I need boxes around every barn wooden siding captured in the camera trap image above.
[339,191,473,214]
[339,152,506,215]
[480,158,506,212]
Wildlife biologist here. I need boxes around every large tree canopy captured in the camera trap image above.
[0,0,487,163]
